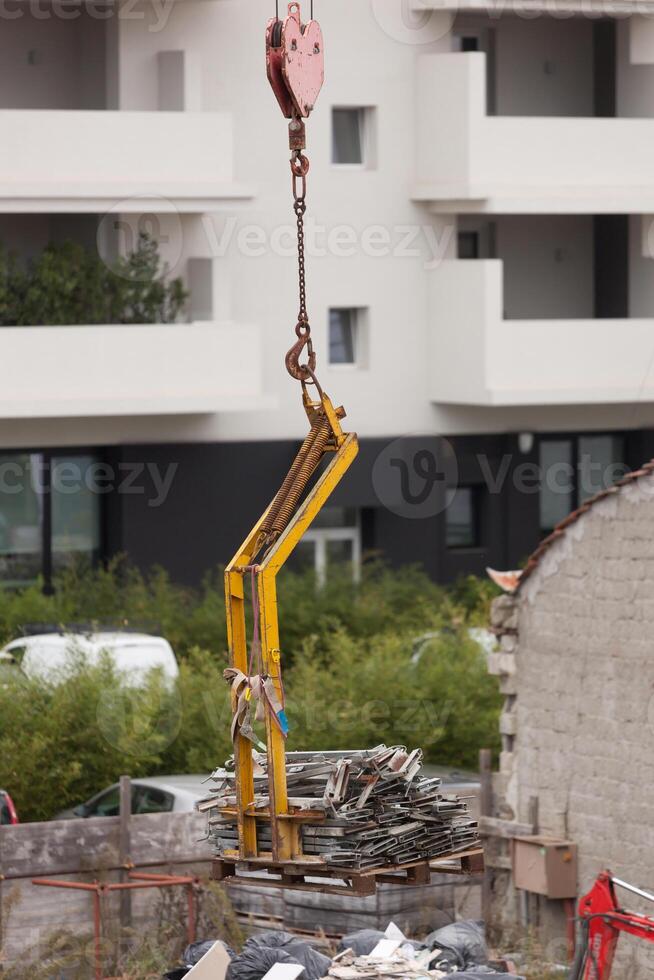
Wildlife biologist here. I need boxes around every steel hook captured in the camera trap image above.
[285,321,316,382]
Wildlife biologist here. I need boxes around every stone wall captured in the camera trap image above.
[488,472,654,977]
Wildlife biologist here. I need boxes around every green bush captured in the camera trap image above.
[0,558,494,663]
[0,561,501,822]
[284,628,501,768]
[0,233,187,326]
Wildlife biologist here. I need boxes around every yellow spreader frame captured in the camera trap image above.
[223,390,358,864]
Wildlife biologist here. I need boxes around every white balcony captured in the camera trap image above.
[411,0,654,12]
[0,111,254,213]
[414,53,654,213]
[0,322,266,419]
[430,260,654,406]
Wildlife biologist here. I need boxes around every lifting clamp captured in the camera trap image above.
[222,2,359,866]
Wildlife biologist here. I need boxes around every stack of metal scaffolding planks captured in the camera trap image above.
[198,745,479,879]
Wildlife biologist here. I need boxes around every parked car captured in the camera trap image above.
[0,631,179,686]
[55,775,209,820]
[0,789,19,825]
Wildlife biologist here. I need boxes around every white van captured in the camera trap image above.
[0,631,179,686]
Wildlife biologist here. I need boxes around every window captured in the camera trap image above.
[332,108,374,166]
[289,507,361,586]
[329,308,365,366]
[458,231,480,260]
[87,786,121,817]
[578,435,625,502]
[539,439,574,533]
[445,487,481,549]
[0,450,103,590]
[133,786,174,814]
[0,453,43,588]
[539,435,626,533]
[52,455,102,574]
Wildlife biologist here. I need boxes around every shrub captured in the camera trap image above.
[284,627,501,769]
[0,233,187,326]
[0,561,502,821]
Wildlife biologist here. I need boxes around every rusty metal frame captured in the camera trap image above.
[32,871,198,980]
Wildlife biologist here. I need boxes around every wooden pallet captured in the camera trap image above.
[211,847,484,896]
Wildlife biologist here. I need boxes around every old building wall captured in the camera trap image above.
[489,471,654,976]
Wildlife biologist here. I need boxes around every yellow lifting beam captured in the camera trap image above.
[224,389,358,863]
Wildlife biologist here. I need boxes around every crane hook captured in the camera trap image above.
[285,322,316,382]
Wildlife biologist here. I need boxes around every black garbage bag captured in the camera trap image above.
[227,945,305,980]
[337,930,386,956]
[423,920,487,971]
[163,939,236,978]
[183,940,235,966]
[241,931,330,980]
[452,971,525,980]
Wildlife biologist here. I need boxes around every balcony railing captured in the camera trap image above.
[0,322,265,419]
[0,111,254,212]
[429,260,654,406]
[413,53,654,213]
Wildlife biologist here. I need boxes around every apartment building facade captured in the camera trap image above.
[2,0,654,589]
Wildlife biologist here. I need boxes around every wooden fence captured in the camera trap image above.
[0,786,482,969]
[0,806,213,966]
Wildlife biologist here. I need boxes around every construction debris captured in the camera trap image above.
[198,745,479,870]
[328,946,446,980]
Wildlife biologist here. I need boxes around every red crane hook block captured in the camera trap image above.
[266,2,324,120]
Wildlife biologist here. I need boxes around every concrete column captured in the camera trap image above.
[187,256,231,322]
[158,51,202,111]
[629,16,654,65]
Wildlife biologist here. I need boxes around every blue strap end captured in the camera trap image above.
[277,710,290,735]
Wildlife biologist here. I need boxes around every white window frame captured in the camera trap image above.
[331,106,377,170]
[301,524,361,587]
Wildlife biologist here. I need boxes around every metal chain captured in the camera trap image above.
[285,152,318,385]
[293,173,308,329]
[291,151,312,343]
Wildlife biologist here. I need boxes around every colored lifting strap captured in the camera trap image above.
[224,668,289,745]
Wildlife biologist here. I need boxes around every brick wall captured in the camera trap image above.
[489,473,654,977]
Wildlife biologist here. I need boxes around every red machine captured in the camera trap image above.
[570,871,654,980]
[0,788,19,824]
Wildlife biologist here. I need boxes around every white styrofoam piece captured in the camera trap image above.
[261,963,306,980]
[370,939,402,958]
[186,941,231,979]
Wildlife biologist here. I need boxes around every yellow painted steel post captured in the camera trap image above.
[258,572,300,861]
[224,568,257,858]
